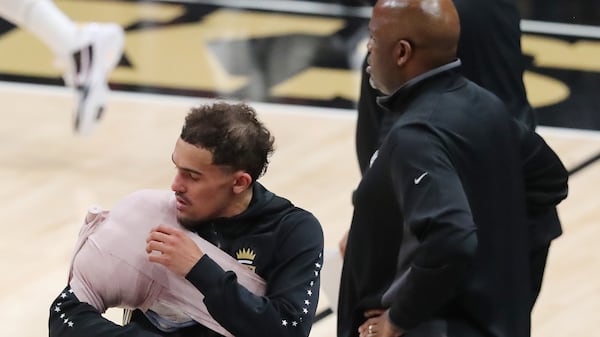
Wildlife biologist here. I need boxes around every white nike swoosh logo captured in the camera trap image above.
[369,150,379,168]
[414,172,429,184]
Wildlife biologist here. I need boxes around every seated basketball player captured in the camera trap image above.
[49,102,325,337]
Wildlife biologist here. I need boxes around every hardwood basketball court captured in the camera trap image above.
[0,0,599,336]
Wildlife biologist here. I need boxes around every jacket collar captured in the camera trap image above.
[192,181,291,237]
[376,58,462,111]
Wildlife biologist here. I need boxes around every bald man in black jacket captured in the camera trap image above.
[342,0,561,313]
[337,1,568,336]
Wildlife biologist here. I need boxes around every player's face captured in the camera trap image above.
[170,138,238,227]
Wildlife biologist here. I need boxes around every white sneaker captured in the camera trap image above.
[60,23,124,135]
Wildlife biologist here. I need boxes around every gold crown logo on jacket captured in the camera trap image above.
[236,248,257,272]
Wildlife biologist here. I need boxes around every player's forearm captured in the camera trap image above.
[49,286,162,337]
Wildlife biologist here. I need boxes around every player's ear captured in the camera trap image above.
[232,171,252,194]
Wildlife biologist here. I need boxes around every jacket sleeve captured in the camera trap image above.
[48,286,163,337]
[385,125,478,330]
[515,119,569,215]
[185,212,324,337]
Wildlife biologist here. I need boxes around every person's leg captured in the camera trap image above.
[0,0,124,135]
[0,0,79,54]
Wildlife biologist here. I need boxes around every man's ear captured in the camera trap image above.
[396,39,413,66]
[232,172,253,194]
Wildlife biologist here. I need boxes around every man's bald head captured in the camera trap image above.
[366,0,460,94]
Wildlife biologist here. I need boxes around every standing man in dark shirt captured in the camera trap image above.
[337,1,568,336]
[342,0,560,309]
[49,102,325,337]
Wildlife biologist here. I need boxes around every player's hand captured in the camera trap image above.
[146,225,204,276]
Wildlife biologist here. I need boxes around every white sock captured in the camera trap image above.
[0,0,80,55]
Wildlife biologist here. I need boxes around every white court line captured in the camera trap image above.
[537,125,600,141]
[4,80,600,138]
[521,20,600,39]
[0,80,357,120]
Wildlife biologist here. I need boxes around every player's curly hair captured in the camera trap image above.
[180,102,275,181]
